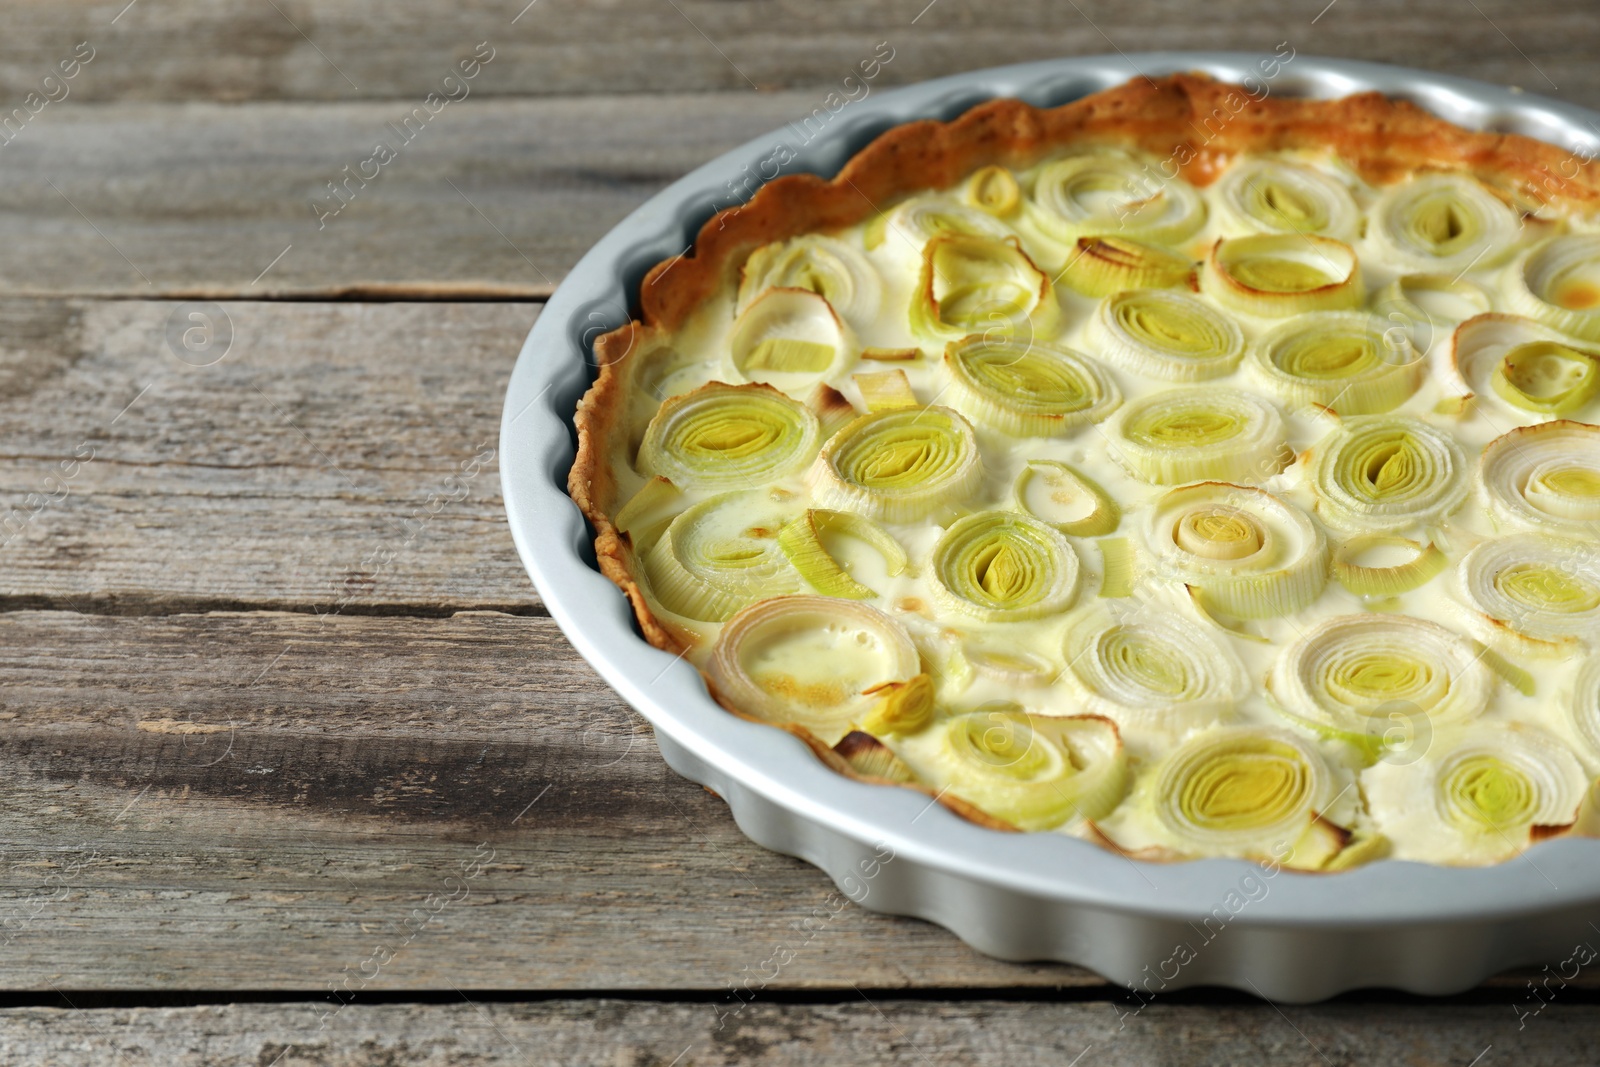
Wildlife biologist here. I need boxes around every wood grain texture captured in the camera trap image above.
[3,0,1596,105]
[3,998,1599,1065]
[8,48,1600,297]
[0,94,810,296]
[0,299,538,613]
[0,609,1092,989]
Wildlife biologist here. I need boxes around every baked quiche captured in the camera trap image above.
[570,73,1600,870]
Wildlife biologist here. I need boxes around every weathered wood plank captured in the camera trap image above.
[0,609,1092,989]
[3,0,1596,106]
[0,94,811,297]
[9,43,1600,298]
[0,608,1589,992]
[0,299,538,613]
[3,998,1599,1065]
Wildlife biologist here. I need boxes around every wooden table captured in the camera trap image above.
[4,1,1600,1061]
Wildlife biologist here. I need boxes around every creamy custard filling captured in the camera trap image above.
[604,144,1600,870]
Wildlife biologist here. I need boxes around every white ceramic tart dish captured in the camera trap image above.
[502,55,1600,1000]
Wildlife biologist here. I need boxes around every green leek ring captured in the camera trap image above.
[644,492,803,622]
[1370,173,1522,275]
[892,707,1128,831]
[1088,288,1245,383]
[1110,387,1290,486]
[706,595,920,745]
[1214,158,1361,239]
[638,381,821,491]
[943,335,1120,437]
[1143,482,1328,619]
[1479,420,1600,533]
[807,406,983,523]
[1201,233,1362,318]
[1250,311,1422,416]
[928,511,1080,622]
[1306,415,1468,534]
[1026,151,1207,248]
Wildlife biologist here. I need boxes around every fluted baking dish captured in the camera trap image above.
[500,53,1600,1001]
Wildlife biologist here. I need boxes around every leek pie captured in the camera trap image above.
[571,74,1600,870]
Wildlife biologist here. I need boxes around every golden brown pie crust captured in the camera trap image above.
[566,72,1600,810]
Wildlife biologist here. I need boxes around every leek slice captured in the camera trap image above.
[1322,831,1393,871]
[1014,459,1120,537]
[729,287,856,390]
[1458,534,1600,654]
[1370,173,1522,275]
[879,194,1015,253]
[1269,613,1492,745]
[1109,387,1290,486]
[928,511,1080,622]
[834,731,919,783]
[1441,752,1551,832]
[644,492,803,622]
[1062,607,1246,731]
[852,369,917,413]
[706,595,921,745]
[1250,312,1422,416]
[777,508,907,600]
[1469,639,1536,698]
[1097,538,1136,598]
[1479,420,1600,534]
[1332,535,1446,597]
[1027,151,1207,247]
[911,233,1059,342]
[1507,235,1600,343]
[1088,288,1245,383]
[1152,726,1337,858]
[1213,157,1361,240]
[859,673,936,737]
[965,165,1021,217]
[859,346,921,362]
[1201,233,1362,318]
[1375,273,1491,354]
[1143,482,1328,619]
[1568,655,1600,762]
[808,406,982,523]
[892,706,1128,831]
[738,234,884,332]
[1056,236,1195,298]
[638,381,821,491]
[1362,724,1587,865]
[1306,415,1468,533]
[1452,314,1600,421]
[962,644,1059,688]
[1575,779,1600,837]
[943,335,1120,437]
[1185,584,1273,645]
[1491,341,1600,415]
[613,476,683,539]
